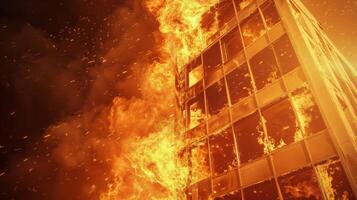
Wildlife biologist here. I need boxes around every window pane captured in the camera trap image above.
[278,167,323,200]
[209,127,237,176]
[226,63,253,105]
[214,190,242,200]
[188,56,204,88]
[190,140,210,183]
[186,123,206,142]
[241,10,265,46]
[316,159,356,200]
[244,179,279,200]
[233,112,264,163]
[203,42,222,71]
[273,34,300,74]
[291,85,326,136]
[188,93,206,129]
[249,46,280,90]
[217,0,236,27]
[186,188,193,200]
[222,27,243,62]
[206,79,228,115]
[261,98,299,151]
[261,0,280,29]
[198,179,212,200]
[189,66,204,88]
[201,8,216,31]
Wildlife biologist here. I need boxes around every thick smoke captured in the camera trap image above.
[0,0,164,199]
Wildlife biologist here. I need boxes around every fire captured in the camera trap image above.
[258,86,316,154]
[188,66,203,88]
[257,118,286,154]
[190,141,210,183]
[283,181,322,199]
[101,124,189,200]
[316,163,335,200]
[291,85,315,141]
[100,0,219,199]
[146,0,219,70]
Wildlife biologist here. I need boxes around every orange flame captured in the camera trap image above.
[291,85,315,141]
[100,0,219,199]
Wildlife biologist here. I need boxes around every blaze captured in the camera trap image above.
[100,0,219,199]
[290,85,315,141]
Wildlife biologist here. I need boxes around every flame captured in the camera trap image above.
[146,0,219,71]
[291,85,315,141]
[316,163,335,200]
[257,86,316,153]
[238,0,253,10]
[257,118,286,154]
[100,0,219,199]
[283,180,322,199]
[189,103,205,129]
[101,124,189,200]
[188,65,203,88]
[190,141,210,183]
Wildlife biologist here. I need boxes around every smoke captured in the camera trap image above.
[0,0,220,198]
[0,0,164,199]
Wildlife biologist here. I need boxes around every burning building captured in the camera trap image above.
[175,0,357,199]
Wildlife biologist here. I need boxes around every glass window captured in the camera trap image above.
[233,112,264,163]
[261,98,299,151]
[203,42,223,78]
[190,140,211,183]
[186,188,193,200]
[261,0,280,29]
[316,159,356,200]
[214,190,242,200]
[241,10,265,46]
[186,123,206,142]
[291,86,326,135]
[179,103,186,130]
[278,167,323,200]
[198,179,212,200]
[234,0,253,11]
[189,66,204,88]
[244,179,279,200]
[249,46,280,90]
[273,34,300,74]
[188,93,206,129]
[188,56,204,88]
[222,27,243,62]
[206,79,228,116]
[209,127,237,176]
[201,8,216,31]
[226,63,253,105]
[217,0,236,27]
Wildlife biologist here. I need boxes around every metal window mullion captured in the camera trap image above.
[255,3,286,200]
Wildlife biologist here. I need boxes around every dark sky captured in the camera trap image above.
[0,0,127,165]
[0,0,356,199]
[0,0,159,199]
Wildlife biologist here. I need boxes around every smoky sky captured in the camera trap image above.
[0,0,160,199]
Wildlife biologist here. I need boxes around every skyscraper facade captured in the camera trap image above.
[175,0,357,199]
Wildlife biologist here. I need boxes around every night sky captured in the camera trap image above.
[0,0,356,199]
